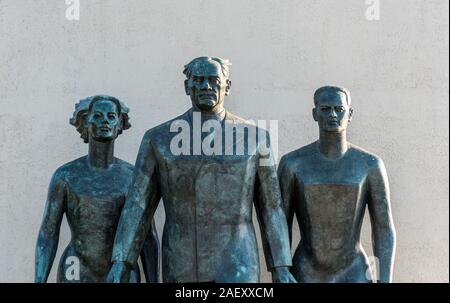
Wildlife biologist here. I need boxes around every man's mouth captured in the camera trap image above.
[99,127,111,131]
[199,93,216,99]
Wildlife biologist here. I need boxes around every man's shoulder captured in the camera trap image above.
[143,109,192,141]
[281,142,317,162]
[225,111,251,124]
[348,143,384,169]
[225,111,273,143]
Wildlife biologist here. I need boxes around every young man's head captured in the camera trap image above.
[313,86,353,133]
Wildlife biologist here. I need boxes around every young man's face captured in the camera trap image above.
[185,60,230,111]
[313,91,352,133]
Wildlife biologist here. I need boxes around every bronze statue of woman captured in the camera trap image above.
[35,95,159,283]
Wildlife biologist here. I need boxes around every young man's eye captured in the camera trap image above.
[321,107,330,111]
[336,107,345,112]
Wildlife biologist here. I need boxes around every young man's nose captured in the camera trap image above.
[101,116,109,125]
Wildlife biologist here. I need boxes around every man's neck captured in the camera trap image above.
[191,105,226,123]
[318,130,348,160]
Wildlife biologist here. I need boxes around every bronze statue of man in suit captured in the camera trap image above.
[108,57,295,283]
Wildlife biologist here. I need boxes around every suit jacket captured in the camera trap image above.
[112,108,291,282]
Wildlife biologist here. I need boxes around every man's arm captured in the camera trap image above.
[140,219,160,283]
[277,156,296,248]
[109,131,161,282]
[35,171,66,283]
[254,131,295,282]
[367,157,396,283]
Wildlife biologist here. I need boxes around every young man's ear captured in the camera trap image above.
[312,108,319,122]
[184,80,191,96]
[348,108,354,122]
[225,80,232,96]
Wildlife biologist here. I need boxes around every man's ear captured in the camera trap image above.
[312,108,318,122]
[348,108,354,122]
[225,80,231,96]
[184,80,191,96]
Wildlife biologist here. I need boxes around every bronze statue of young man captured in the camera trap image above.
[108,57,295,283]
[35,96,159,283]
[278,86,396,283]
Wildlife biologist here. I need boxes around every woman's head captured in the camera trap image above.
[70,95,131,143]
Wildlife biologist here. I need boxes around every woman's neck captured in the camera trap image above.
[88,138,115,169]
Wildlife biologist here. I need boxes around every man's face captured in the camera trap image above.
[313,91,353,133]
[185,60,230,111]
[87,100,121,142]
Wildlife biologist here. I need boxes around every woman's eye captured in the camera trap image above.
[108,114,117,119]
[94,113,101,119]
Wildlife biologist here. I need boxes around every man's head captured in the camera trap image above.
[183,57,232,111]
[70,95,131,143]
[312,86,353,133]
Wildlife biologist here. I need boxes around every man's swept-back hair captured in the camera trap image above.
[314,86,352,106]
[183,56,232,79]
[69,95,131,143]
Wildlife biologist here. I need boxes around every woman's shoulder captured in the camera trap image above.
[113,158,134,172]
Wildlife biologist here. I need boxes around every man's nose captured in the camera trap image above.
[200,79,212,90]
[330,109,338,118]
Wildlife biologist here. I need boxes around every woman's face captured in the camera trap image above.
[87,100,121,142]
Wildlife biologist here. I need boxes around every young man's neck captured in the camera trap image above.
[318,130,348,159]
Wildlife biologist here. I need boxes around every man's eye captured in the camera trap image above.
[321,107,330,111]
[336,107,345,112]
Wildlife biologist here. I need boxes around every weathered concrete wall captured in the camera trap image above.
[0,0,448,282]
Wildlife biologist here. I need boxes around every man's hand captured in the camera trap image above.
[107,261,131,283]
[271,266,297,283]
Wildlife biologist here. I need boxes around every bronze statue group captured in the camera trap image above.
[35,57,396,283]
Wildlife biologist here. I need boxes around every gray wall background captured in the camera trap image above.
[0,0,448,283]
